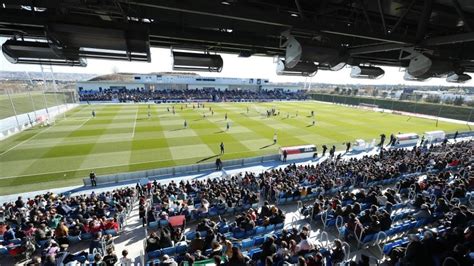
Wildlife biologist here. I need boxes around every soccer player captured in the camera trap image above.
[220,142,225,154]
[225,113,228,120]
[226,122,230,131]
[282,149,288,162]
[273,132,277,144]
[312,120,315,126]
[148,110,151,119]
[454,130,458,141]
[184,120,187,128]
[346,142,351,153]
[287,113,289,119]
[247,107,249,113]
[92,109,96,118]
[296,111,298,117]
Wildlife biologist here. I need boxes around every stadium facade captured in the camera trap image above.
[76,73,302,93]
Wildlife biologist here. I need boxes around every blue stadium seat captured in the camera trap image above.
[245,229,256,238]
[149,221,159,229]
[249,248,262,260]
[219,225,229,234]
[159,220,170,228]
[265,224,275,233]
[147,250,162,260]
[241,238,254,250]
[176,244,188,255]
[185,231,196,240]
[104,229,118,236]
[161,246,176,256]
[234,230,246,239]
[275,223,284,230]
[254,236,265,246]
[208,207,218,217]
[255,226,265,235]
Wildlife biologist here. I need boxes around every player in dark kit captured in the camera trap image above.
[322,145,328,156]
[220,142,225,154]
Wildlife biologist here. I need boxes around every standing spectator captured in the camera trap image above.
[216,157,223,171]
[119,250,132,266]
[102,247,118,266]
[454,130,458,141]
[283,149,288,162]
[322,145,327,157]
[90,171,97,187]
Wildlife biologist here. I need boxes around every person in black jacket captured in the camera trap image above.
[260,236,277,261]
[402,234,430,266]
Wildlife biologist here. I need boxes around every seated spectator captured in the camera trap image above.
[189,232,205,253]
[260,236,277,260]
[330,239,345,264]
[145,232,160,253]
[227,246,246,266]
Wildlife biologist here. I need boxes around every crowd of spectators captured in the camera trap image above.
[78,88,309,102]
[0,187,136,264]
[139,140,472,265]
[1,139,472,265]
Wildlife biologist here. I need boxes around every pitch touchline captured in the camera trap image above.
[0,124,56,157]
[0,149,273,180]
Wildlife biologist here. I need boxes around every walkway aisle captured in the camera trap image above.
[113,201,146,265]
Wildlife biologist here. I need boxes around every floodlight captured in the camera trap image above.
[2,39,86,66]
[172,51,223,72]
[276,59,317,76]
[350,66,385,79]
[446,73,472,83]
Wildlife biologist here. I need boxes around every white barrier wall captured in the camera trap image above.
[0,103,78,141]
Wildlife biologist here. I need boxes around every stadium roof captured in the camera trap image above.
[1,1,474,76]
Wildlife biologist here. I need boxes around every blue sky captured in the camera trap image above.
[0,37,472,87]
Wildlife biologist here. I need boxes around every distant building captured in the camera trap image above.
[77,73,302,93]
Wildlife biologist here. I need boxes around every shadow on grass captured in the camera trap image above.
[196,155,219,163]
[306,124,314,127]
[214,130,225,134]
[260,143,275,149]
[170,128,185,131]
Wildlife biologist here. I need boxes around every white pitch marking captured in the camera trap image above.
[131,107,139,138]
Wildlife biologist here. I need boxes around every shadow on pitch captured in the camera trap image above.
[196,155,219,163]
[214,130,225,134]
[260,143,275,149]
[170,128,185,131]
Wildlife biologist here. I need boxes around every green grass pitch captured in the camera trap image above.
[0,101,469,195]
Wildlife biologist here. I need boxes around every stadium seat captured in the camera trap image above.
[104,229,117,236]
[176,244,188,254]
[241,238,254,250]
[265,224,275,233]
[185,231,196,240]
[234,230,246,239]
[149,221,159,229]
[161,246,176,256]
[147,250,162,260]
[249,248,262,260]
[159,220,169,228]
[255,226,265,235]
[254,236,265,246]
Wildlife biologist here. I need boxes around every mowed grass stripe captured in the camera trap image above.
[0,101,468,195]
[14,105,124,181]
